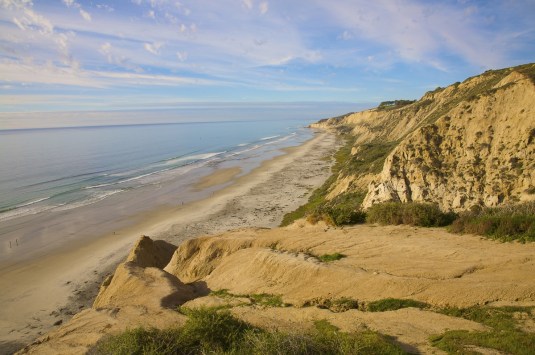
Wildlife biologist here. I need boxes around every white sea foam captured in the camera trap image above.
[14,197,51,209]
[164,151,226,166]
[52,190,123,212]
[0,202,57,222]
[260,135,280,141]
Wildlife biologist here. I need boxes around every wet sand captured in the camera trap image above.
[193,167,242,190]
[0,131,339,354]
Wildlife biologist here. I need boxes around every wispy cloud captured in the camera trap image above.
[312,0,523,70]
[259,2,269,15]
[79,9,91,22]
[0,0,533,113]
[143,42,163,55]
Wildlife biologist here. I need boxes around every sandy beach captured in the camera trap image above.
[0,131,339,354]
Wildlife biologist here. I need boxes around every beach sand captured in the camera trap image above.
[0,131,339,354]
[193,167,242,190]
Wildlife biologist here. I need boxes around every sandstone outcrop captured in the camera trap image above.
[18,236,194,355]
[313,63,535,211]
[20,225,535,354]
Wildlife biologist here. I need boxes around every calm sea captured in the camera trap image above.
[0,118,315,223]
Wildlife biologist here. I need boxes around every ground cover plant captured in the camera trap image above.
[431,305,535,355]
[366,202,456,227]
[92,307,406,354]
[317,252,346,262]
[209,290,286,308]
[449,201,535,242]
[366,298,429,312]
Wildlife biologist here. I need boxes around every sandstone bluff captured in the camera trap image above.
[311,63,535,212]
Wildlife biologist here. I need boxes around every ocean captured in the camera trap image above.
[0,118,315,224]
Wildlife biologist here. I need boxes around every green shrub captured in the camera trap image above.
[366,298,429,312]
[304,297,360,312]
[240,326,405,355]
[248,293,284,307]
[310,203,366,226]
[432,305,535,354]
[93,308,406,354]
[317,253,346,262]
[437,305,532,331]
[92,327,183,355]
[449,201,535,242]
[431,329,535,355]
[93,308,252,354]
[366,202,455,227]
[177,307,252,351]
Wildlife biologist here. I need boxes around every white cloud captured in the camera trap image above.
[62,0,76,8]
[96,4,114,12]
[313,0,507,69]
[0,60,101,87]
[99,42,112,62]
[259,2,268,15]
[0,60,225,88]
[79,9,91,22]
[242,0,253,10]
[339,30,353,40]
[8,4,54,34]
[176,51,188,62]
[144,42,163,55]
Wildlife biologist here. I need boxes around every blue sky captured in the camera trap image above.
[1,0,534,117]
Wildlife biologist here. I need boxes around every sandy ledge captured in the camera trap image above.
[0,131,339,354]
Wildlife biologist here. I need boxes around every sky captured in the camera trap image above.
[0,0,534,123]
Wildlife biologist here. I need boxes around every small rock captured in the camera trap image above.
[53,320,63,326]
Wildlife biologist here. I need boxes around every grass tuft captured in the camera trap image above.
[248,293,284,307]
[431,305,535,355]
[93,308,406,354]
[317,253,346,262]
[366,298,429,312]
[209,289,286,308]
[366,202,456,227]
[304,297,360,313]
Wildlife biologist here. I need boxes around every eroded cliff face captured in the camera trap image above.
[22,229,535,354]
[314,63,535,211]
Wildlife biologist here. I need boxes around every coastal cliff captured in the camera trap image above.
[312,63,535,212]
[18,63,535,354]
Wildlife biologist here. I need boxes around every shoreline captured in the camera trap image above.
[0,131,339,354]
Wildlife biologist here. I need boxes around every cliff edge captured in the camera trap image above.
[19,228,535,354]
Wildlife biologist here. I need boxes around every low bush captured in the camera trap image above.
[366,298,429,312]
[248,293,284,307]
[93,308,252,354]
[309,202,366,227]
[431,305,535,354]
[240,319,405,354]
[93,308,406,354]
[431,329,535,355]
[449,201,535,242]
[366,202,456,227]
[317,253,346,263]
[303,297,359,312]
